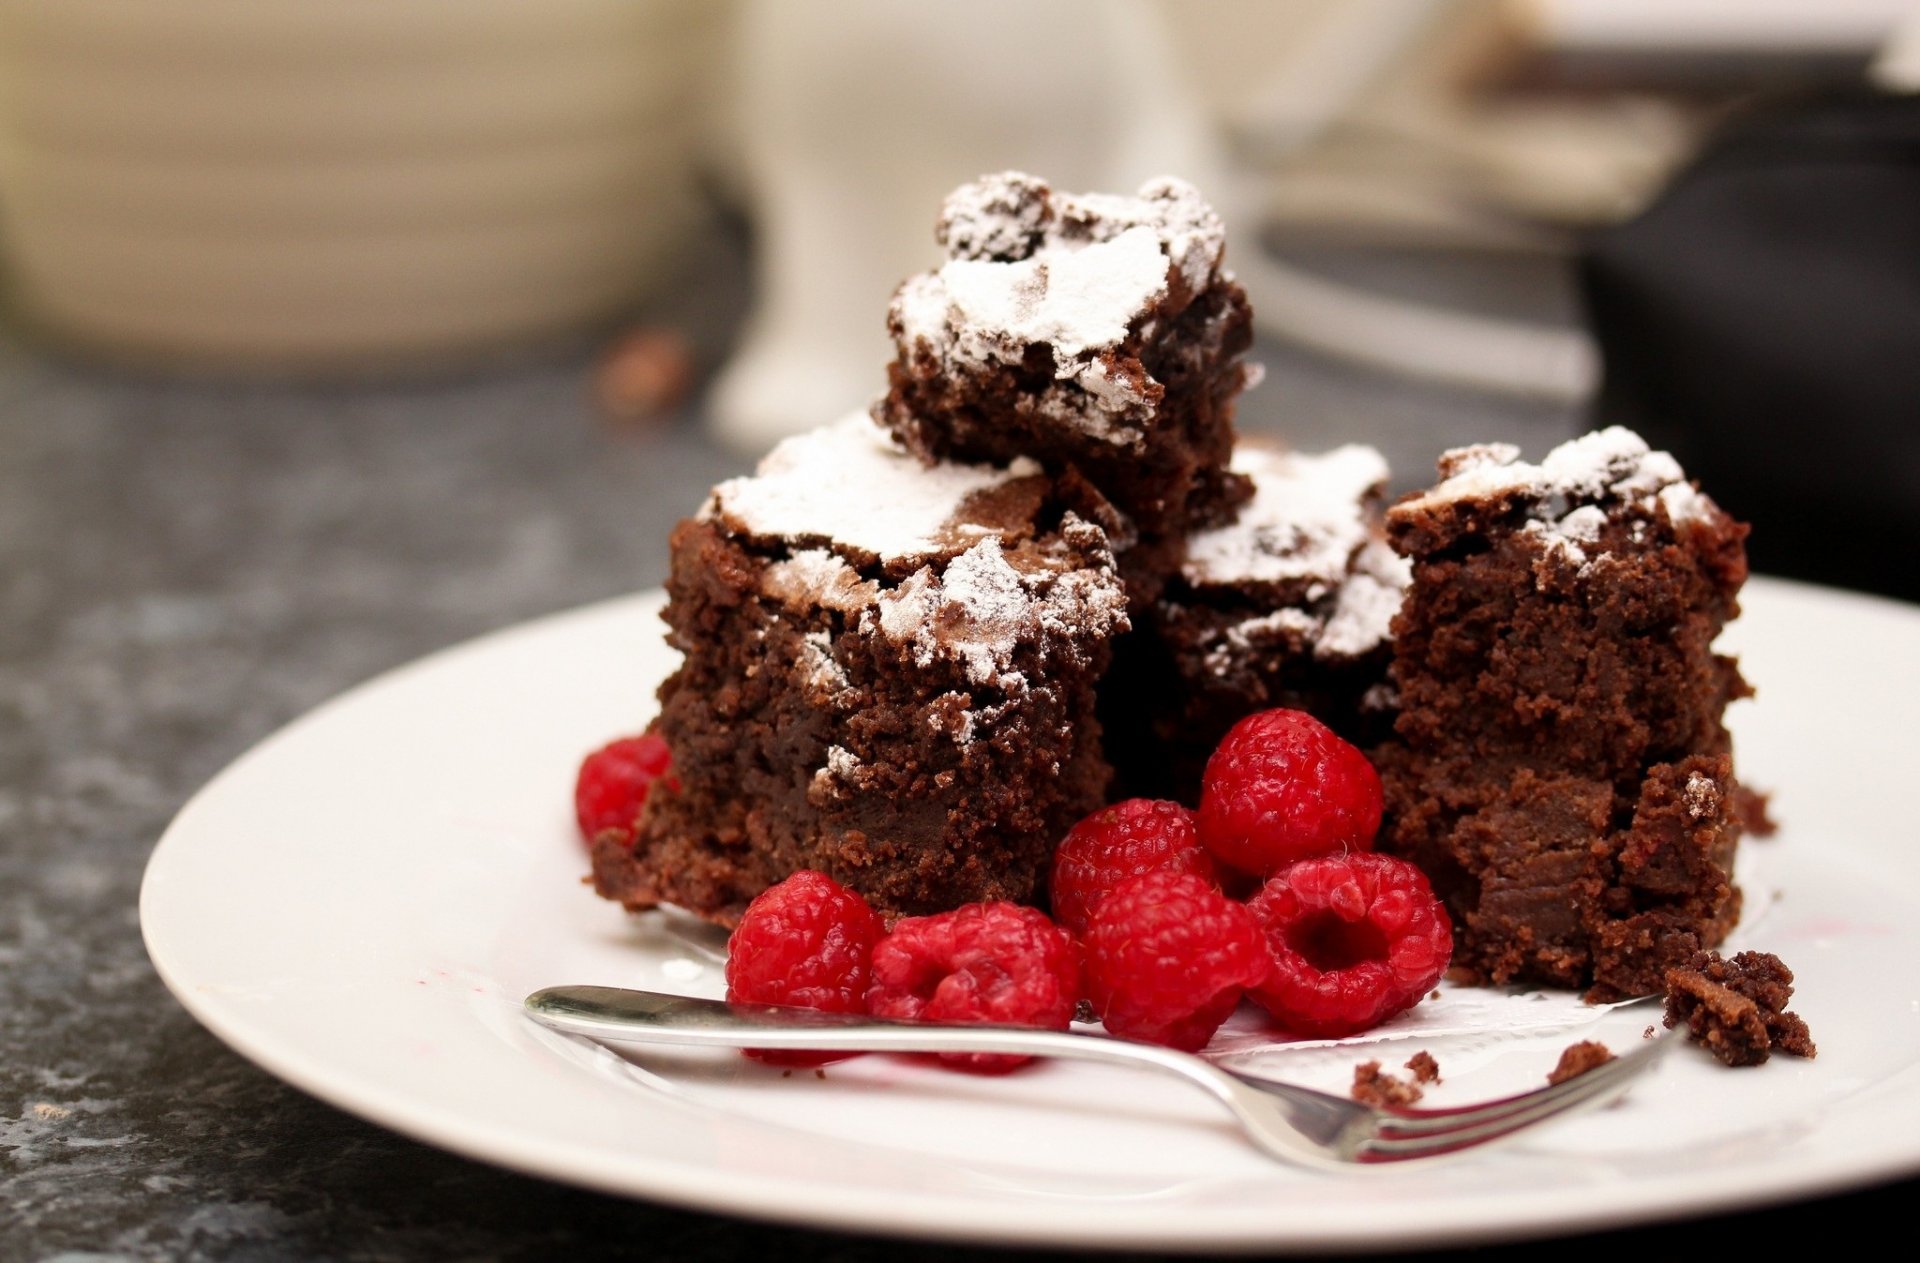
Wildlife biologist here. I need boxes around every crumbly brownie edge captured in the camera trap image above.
[1377,434,1753,994]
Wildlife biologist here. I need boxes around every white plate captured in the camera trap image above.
[141,577,1920,1252]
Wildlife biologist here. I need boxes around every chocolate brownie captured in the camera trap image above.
[593,414,1130,926]
[875,171,1256,543]
[1375,428,1754,1000]
[1664,949,1816,1067]
[1105,442,1407,800]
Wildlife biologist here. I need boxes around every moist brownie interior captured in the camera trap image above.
[1375,429,1753,1000]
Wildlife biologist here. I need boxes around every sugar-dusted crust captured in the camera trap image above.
[594,415,1130,925]
[1376,428,1754,999]
[1106,442,1407,800]
[876,171,1254,540]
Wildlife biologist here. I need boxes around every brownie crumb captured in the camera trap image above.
[1404,1051,1441,1084]
[1547,1040,1616,1085]
[814,1068,826,1080]
[1734,784,1779,837]
[1429,989,1442,1001]
[1663,949,1816,1067]
[1352,1060,1424,1107]
[1643,1025,1656,1039]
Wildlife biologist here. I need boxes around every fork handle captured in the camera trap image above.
[525,985,1379,1170]
[527,984,1197,1070]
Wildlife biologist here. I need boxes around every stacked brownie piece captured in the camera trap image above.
[876,170,1258,604]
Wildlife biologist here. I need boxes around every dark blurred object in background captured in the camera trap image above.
[1582,90,1920,602]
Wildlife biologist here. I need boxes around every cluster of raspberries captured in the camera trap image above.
[577,709,1453,1072]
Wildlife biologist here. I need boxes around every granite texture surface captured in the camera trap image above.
[2,241,1911,1261]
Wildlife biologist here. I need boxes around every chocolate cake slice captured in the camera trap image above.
[1375,428,1753,1000]
[595,414,1130,926]
[1105,441,1408,800]
[875,171,1256,544]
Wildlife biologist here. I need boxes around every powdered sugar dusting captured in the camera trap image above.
[1658,480,1711,526]
[1436,443,1520,480]
[930,226,1170,361]
[1684,771,1720,820]
[935,171,1223,289]
[709,413,1040,562]
[1184,444,1390,588]
[1397,427,1723,546]
[1317,540,1411,660]
[1522,521,1582,565]
[1202,608,1317,678]
[867,525,1128,691]
[928,536,1031,686]
[797,629,851,694]
[761,548,878,613]
[1199,537,1406,675]
[928,696,979,747]
[893,172,1228,448]
[1182,444,1405,672]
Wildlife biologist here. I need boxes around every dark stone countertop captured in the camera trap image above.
[3,241,1913,1261]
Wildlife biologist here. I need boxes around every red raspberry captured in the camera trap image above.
[1196,709,1382,877]
[866,902,1080,1074]
[1247,852,1451,1039]
[725,870,886,1066]
[1049,798,1217,936]
[574,733,675,842]
[1083,871,1271,1052]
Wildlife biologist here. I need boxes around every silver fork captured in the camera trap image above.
[525,984,1674,1170]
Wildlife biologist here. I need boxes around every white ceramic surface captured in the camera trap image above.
[0,0,721,370]
[140,578,1920,1252]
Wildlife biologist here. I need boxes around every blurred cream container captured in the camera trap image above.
[0,0,720,372]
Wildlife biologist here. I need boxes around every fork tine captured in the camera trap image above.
[1354,1034,1674,1161]
[1372,1029,1675,1139]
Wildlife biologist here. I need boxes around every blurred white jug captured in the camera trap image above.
[707,0,1227,453]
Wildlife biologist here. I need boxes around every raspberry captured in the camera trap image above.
[1196,709,1382,877]
[725,870,886,1066]
[866,902,1080,1074]
[1247,852,1451,1039]
[574,733,675,842]
[1083,871,1271,1052]
[1049,798,1217,936]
